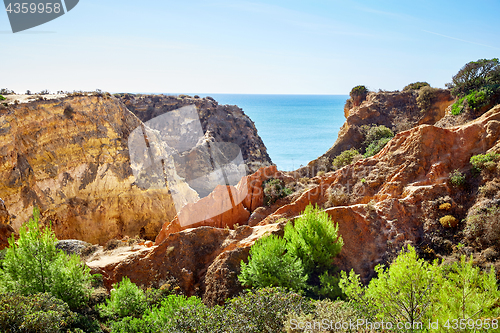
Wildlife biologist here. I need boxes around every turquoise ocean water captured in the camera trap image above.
[202,94,348,171]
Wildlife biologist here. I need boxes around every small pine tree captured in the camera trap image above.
[0,207,92,309]
[98,276,147,319]
[238,234,308,291]
[284,205,343,276]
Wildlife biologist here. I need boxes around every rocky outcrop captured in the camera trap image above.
[255,105,500,281]
[298,89,454,176]
[120,94,272,175]
[154,165,283,244]
[0,94,272,245]
[87,222,285,301]
[0,200,14,250]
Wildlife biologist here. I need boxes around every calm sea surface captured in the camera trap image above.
[203,94,348,171]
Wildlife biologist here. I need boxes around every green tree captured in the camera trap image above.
[285,205,343,276]
[436,256,500,331]
[446,58,500,97]
[239,205,344,299]
[0,207,92,309]
[340,245,441,331]
[238,234,308,291]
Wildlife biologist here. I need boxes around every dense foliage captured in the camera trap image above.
[0,293,75,333]
[340,245,500,332]
[332,148,361,170]
[238,234,308,291]
[98,277,147,319]
[349,85,368,99]
[416,86,437,112]
[240,205,344,299]
[448,59,500,115]
[470,152,499,172]
[362,125,394,157]
[107,288,313,333]
[446,58,500,97]
[403,82,430,91]
[263,178,293,206]
[0,207,92,309]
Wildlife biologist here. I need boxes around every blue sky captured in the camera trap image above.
[1,0,499,94]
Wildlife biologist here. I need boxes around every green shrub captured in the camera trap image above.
[416,86,437,111]
[263,178,293,206]
[225,288,314,333]
[403,82,430,91]
[332,148,361,170]
[464,206,500,249]
[446,58,500,97]
[285,205,343,277]
[470,152,499,171]
[0,293,76,333]
[449,169,466,187]
[109,295,203,333]
[349,85,368,99]
[285,300,370,333]
[239,205,344,299]
[451,88,497,115]
[364,125,394,145]
[0,95,5,101]
[238,234,308,291]
[436,255,500,328]
[98,277,147,319]
[364,136,391,157]
[0,207,92,309]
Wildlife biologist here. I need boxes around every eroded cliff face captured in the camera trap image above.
[85,102,500,305]
[298,89,454,176]
[120,95,272,175]
[0,94,272,244]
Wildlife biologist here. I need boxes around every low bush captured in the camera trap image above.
[326,186,349,208]
[464,206,500,249]
[109,294,203,333]
[349,85,368,99]
[451,88,497,115]
[403,81,430,91]
[98,277,147,319]
[226,288,314,333]
[285,300,370,333]
[470,152,499,171]
[0,95,5,101]
[448,169,466,187]
[362,125,394,158]
[364,137,391,157]
[110,289,312,333]
[416,86,437,111]
[439,215,458,228]
[332,148,361,170]
[0,293,76,333]
[263,178,293,206]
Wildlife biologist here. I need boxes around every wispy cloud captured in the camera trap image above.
[422,30,500,50]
